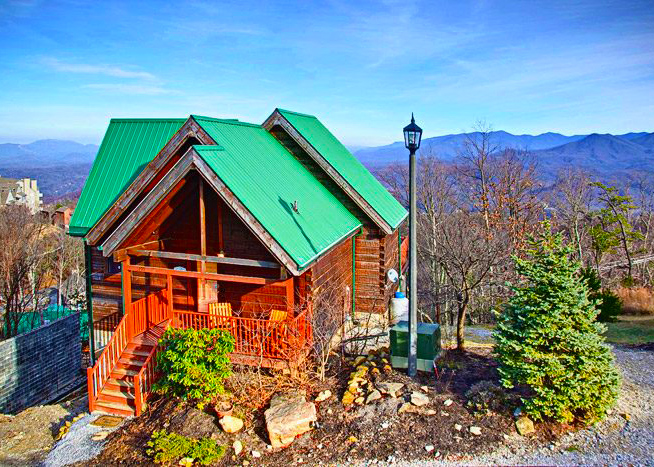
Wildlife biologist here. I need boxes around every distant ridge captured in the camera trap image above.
[353,130,654,179]
[0,139,98,169]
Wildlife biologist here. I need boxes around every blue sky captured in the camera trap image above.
[1,0,653,146]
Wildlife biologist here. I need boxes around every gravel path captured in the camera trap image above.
[43,414,126,467]
[393,344,654,466]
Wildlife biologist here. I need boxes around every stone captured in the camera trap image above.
[315,390,332,402]
[454,424,462,431]
[516,416,535,436]
[233,440,243,456]
[342,391,356,405]
[398,402,417,414]
[470,426,482,436]
[381,421,390,429]
[410,391,429,407]
[327,408,333,414]
[366,390,382,404]
[252,450,261,458]
[91,431,110,441]
[426,409,437,415]
[243,461,250,466]
[421,385,429,393]
[91,415,123,428]
[270,391,306,408]
[376,382,404,398]
[353,356,367,366]
[220,416,244,433]
[425,445,435,452]
[354,397,365,405]
[264,393,317,449]
[441,411,450,417]
[443,399,453,407]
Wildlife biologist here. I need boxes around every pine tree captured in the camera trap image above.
[494,224,620,423]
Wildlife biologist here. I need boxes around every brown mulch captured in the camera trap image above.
[85,348,575,465]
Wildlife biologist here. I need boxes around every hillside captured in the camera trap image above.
[0,139,98,168]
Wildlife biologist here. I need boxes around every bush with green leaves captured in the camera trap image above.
[580,267,622,323]
[494,225,620,423]
[146,429,225,465]
[154,328,235,404]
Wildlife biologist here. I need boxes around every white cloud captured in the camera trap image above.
[43,58,156,80]
[82,84,175,95]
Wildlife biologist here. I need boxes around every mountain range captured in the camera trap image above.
[0,131,652,201]
[354,130,654,182]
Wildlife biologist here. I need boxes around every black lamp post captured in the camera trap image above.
[403,113,422,377]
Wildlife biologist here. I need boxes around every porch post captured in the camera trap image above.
[167,273,174,320]
[123,256,132,316]
[285,277,294,312]
[199,177,206,302]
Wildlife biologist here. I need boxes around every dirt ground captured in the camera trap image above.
[0,386,88,466]
[85,347,578,466]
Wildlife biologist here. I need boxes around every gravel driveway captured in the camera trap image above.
[397,344,654,466]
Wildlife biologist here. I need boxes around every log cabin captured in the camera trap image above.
[69,109,408,416]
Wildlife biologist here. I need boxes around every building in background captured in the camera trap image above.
[0,177,43,213]
[52,206,74,231]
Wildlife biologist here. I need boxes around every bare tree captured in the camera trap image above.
[0,206,49,338]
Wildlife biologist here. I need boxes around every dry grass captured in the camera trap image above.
[614,286,654,315]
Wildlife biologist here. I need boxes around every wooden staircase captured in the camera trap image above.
[93,323,167,416]
[87,289,171,417]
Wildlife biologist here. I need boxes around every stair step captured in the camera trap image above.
[112,367,138,377]
[98,390,136,405]
[122,348,151,359]
[116,359,144,371]
[105,378,134,388]
[95,400,135,417]
[102,388,135,400]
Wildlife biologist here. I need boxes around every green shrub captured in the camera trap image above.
[146,430,225,465]
[493,225,620,423]
[154,328,235,404]
[580,267,622,323]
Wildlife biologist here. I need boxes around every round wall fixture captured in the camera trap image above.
[387,268,399,283]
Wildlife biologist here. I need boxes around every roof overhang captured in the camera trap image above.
[100,147,303,276]
[84,116,215,245]
[263,109,395,235]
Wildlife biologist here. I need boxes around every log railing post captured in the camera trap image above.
[167,273,174,320]
[86,367,95,412]
[134,374,142,416]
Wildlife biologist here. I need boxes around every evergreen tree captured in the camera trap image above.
[494,224,620,423]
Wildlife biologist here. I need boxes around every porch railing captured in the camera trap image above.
[86,288,170,412]
[172,307,313,361]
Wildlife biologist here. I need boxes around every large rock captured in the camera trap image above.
[410,391,429,407]
[219,416,244,433]
[265,392,317,449]
[516,416,535,436]
[376,382,404,398]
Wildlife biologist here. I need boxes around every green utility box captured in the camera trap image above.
[390,321,441,372]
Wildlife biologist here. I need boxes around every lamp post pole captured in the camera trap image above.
[403,113,422,378]
[408,143,418,377]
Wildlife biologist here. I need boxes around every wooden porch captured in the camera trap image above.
[86,264,313,416]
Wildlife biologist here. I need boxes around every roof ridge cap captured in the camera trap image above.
[191,115,261,128]
[277,108,317,119]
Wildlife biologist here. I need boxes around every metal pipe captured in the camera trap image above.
[408,147,418,377]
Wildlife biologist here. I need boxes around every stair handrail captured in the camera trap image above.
[86,288,168,413]
[133,289,173,415]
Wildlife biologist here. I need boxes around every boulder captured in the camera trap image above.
[219,415,244,433]
[376,382,404,398]
[515,416,535,436]
[470,426,482,436]
[233,440,243,456]
[366,389,382,404]
[265,393,317,449]
[410,391,429,407]
[315,390,332,402]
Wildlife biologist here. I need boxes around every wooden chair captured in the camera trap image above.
[208,302,233,331]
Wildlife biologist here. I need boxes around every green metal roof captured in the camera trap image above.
[69,119,186,236]
[192,116,362,268]
[277,109,407,229]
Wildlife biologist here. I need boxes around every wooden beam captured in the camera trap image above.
[114,239,163,262]
[199,177,206,300]
[285,277,294,311]
[217,201,224,252]
[128,249,279,268]
[122,256,132,316]
[125,263,280,285]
